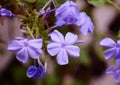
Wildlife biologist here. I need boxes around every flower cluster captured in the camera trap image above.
[7,0,94,79]
[100,38,120,82]
[55,1,94,35]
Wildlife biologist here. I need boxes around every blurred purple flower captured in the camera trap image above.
[8,38,43,63]
[100,38,120,65]
[106,66,120,82]
[47,30,81,65]
[26,65,45,79]
[0,8,14,16]
[55,0,79,26]
[77,12,94,35]
[55,1,94,35]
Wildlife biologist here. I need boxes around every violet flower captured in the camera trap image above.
[47,30,81,65]
[77,12,94,35]
[0,8,14,16]
[8,38,43,63]
[106,66,120,82]
[26,65,45,79]
[100,38,120,65]
[55,1,94,35]
[55,0,80,26]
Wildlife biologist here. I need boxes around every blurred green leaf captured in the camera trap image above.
[16,0,21,1]
[45,74,60,85]
[118,30,120,38]
[88,0,107,6]
[55,0,76,6]
[24,0,36,3]
[79,49,91,66]
[37,0,48,10]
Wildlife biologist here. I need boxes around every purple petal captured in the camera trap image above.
[75,40,84,44]
[100,38,116,47]
[0,8,14,16]
[55,1,79,25]
[114,75,120,83]
[8,40,23,51]
[80,25,88,36]
[104,48,116,60]
[80,17,94,36]
[28,39,43,49]
[106,66,120,82]
[117,40,120,47]
[65,32,78,45]
[55,20,65,27]
[106,66,115,74]
[57,48,68,65]
[16,48,29,63]
[28,47,43,59]
[115,49,120,66]
[75,12,87,26]
[38,65,46,78]
[116,58,120,66]
[50,30,64,43]
[65,45,80,57]
[39,9,45,15]
[55,1,79,19]
[113,67,120,82]
[47,43,61,56]
[26,66,38,78]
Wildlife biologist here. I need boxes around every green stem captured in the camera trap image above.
[42,0,51,9]
[26,26,35,39]
[37,57,44,66]
[107,0,120,13]
[17,1,31,16]
[49,25,57,31]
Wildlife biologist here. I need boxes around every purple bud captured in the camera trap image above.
[26,65,45,79]
[39,9,45,15]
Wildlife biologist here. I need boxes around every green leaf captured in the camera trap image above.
[118,30,120,38]
[36,0,48,10]
[16,0,21,1]
[88,0,107,6]
[55,0,76,6]
[24,0,36,3]
[79,50,91,66]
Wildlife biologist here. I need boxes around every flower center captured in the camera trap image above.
[61,43,66,48]
[23,42,29,47]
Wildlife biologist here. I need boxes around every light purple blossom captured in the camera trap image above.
[26,65,45,79]
[55,1,94,35]
[106,66,120,82]
[47,30,81,65]
[0,8,14,16]
[77,12,94,35]
[8,38,43,63]
[100,38,120,65]
[55,1,79,26]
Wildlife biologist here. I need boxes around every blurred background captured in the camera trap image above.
[0,0,120,85]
